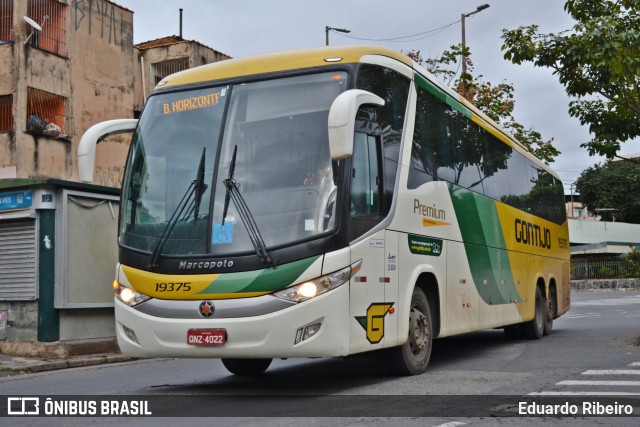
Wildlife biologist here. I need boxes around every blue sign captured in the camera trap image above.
[0,190,33,211]
[212,222,234,244]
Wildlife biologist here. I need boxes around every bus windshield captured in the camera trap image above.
[119,71,348,257]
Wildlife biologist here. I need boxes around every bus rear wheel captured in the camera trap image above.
[221,358,272,376]
[522,287,545,340]
[385,287,433,375]
[544,289,556,336]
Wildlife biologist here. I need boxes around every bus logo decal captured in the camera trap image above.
[198,301,215,318]
[355,303,394,344]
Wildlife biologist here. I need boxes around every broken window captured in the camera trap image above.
[26,87,72,139]
[150,57,189,90]
[26,0,67,56]
[0,0,12,43]
[0,95,12,132]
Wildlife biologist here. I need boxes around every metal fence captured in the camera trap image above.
[571,256,633,280]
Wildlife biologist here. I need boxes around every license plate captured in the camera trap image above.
[187,329,226,346]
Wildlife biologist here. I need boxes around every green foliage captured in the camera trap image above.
[622,246,640,278]
[501,0,640,158]
[406,45,560,164]
[575,160,640,223]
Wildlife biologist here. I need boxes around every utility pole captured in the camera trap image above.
[461,4,490,76]
[325,26,351,46]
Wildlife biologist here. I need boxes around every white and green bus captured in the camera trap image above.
[79,46,570,375]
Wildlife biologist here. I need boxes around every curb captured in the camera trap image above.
[0,353,131,374]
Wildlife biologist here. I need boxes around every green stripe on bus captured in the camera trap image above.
[449,185,521,305]
[196,255,320,295]
[414,73,473,120]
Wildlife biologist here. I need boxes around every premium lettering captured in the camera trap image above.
[413,199,446,221]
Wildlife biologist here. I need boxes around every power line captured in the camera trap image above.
[330,19,460,44]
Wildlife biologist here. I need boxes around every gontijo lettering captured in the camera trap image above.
[163,92,220,114]
[515,218,551,249]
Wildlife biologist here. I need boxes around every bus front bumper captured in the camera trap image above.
[114,284,350,359]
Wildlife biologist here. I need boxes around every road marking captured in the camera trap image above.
[562,313,601,319]
[432,422,467,427]
[529,391,640,396]
[581,370,640,375]
[572,297,640,307]
[557,380,640,386]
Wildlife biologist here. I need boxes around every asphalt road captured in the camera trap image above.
[1,290,639,426]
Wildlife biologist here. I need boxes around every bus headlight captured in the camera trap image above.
[273,260,362,303]
[113,280,151,306]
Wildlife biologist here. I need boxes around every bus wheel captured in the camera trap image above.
[544,290,556,336]
[522,287,545,340]
[385,287,433,375]
[503,324,523,340]
[221,358,272,376]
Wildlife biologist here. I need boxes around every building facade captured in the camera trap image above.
[0,0,230,352]
[0,0,135,186]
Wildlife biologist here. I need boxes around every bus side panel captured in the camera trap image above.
[478,249,529,330]
[444,240,478,336]
[348,229,388,355]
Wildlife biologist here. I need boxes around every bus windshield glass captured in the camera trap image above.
[119,72,348,257]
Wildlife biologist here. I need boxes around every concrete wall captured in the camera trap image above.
[0,301,38,341]
[59,309,115,342]
[67,0,135,186]
[135,40,231,110]
[3,0,134,186]
[569,218,640,245]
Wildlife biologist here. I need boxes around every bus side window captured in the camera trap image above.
[350,130,384,240]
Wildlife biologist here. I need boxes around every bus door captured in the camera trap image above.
[348,127,395,354]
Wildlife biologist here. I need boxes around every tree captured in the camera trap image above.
[406,45,560,163]
[574,160,640,223]
[501,0,640,159]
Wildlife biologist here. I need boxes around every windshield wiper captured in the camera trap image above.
[222,145,274,266]
[149,147,207,269]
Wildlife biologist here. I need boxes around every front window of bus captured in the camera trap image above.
[210,72,347,256]
[120,72,347,257]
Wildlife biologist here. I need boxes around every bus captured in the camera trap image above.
[78,46,570,376]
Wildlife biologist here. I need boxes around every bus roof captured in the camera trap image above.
[157,45,412,88]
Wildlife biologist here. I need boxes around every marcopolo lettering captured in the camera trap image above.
[178,260,234,270]
[515,218,551,249]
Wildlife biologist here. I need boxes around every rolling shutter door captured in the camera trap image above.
[0,221,37,300]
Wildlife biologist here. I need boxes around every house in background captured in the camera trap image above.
[0,0,230,355]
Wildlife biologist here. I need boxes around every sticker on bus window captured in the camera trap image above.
[213,222,233,244]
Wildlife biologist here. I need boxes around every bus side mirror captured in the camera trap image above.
[328,89,384,160]
[78,119,138,183]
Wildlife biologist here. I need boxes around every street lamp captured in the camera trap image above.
[326,26,350,46]
[461,4,490,76]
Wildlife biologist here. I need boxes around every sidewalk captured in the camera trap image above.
[0,351,130,375]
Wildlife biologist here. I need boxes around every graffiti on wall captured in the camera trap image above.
[73,0,129,46]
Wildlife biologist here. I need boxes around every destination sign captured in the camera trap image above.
[163,92,221,115]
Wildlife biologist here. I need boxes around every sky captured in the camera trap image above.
[114,0,640,192]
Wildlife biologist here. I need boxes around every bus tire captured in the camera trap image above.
[503,324,523,340]
[544,289,556,336]
[221,358,272,376]
[522,287,545,340]
[384,287,433,375]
